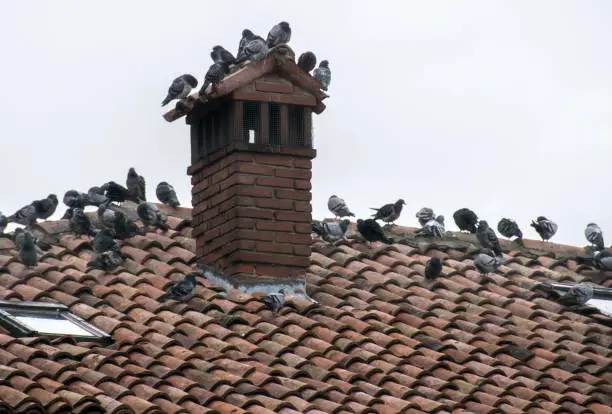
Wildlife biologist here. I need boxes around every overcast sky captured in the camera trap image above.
[1,1,611,247]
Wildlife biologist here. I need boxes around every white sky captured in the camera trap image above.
[1,1,611,247]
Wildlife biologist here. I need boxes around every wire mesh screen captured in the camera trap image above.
[288,105,306,147]
[242,101,260,143]
[269,103,281,145]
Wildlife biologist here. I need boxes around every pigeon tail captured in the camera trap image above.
[158,293,172,303]
[381,235,393,244]
[161,95,173,107]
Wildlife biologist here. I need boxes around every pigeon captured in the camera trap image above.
[327,195,355,219]
[357,219,392,247]
[211,45,235,65]
[199,61,230,98]
[65,208,95,237]
[416,207,435,227]
[473,249,504,275]
[540,282,594,307]
[261,289,286,313]
[159,273,198,302]
[156,182,180,207]
[126,168,146,203]
[137,202,169,231]
[531,216,558,242]
[297,51,317,72]
[594,250,612,271]
[87,249,125,272]
[415,215,446,238]
[63,190,88,209]
[370,199,406,225]
[93,229,118,254]
[425,257,442,280]
[0,212,7,233]
[235,33,268,64]
[266,21,292,48]
[161,74,198,106]
[9,194,59,227]
[312,219,350,243]
[453,208,478,233]
[314,60,331,91]
[113,211,145,240]
[237,29,255,57]
[477,220,502,257]
[87,185,110,207]
[97,204,119,229]
[14,228,38,267]
[104,181,135,204]
[584,223,604,251]
[497,218,523,240]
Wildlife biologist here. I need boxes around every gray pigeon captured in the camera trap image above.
[312,219,350,243]
[473,248,504,275]
[103,181,135,204]
[416,207,435,227]
[65,208,95,236]
[161,74,198,106]
[159,273,198,302]
[156,182,180,208]
[87,185,110,207]
[297,51,317,72]
[93,229,118,254]
[14,228,38,267]
[113,210,144,240]
[497,218,523,240]
[236,33,268,64]
[126,168,146,203]
[477,220,502,257]
[584,223,604,251]
[371,199,406,225]
[327,195,355,219]
[88,249,125,272]
[314,60,331,91]
[211,46,235,65]
[531,216,558,242]
[63,190,87,209]
[137,202,169,231]
[237,29,255,57]
[0,212,7,233]
[594,250,612,271]
[261,289,286,312]
[415,215,445,239]
[9,194,58,227]
[97,204,119,229]
[425,257,442,280]
[542,282,594,307]
[199,61,230,98]
[266,22,291,48]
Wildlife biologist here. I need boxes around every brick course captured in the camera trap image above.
[190,145,316,278]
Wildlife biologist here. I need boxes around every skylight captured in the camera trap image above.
[0,300,112,344]
[547,282,612,318]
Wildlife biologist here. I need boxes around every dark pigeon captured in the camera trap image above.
[314,60,331,91]
[594,250,612,270]
[93,229,118,254]
[531,216,558,242]
[14,228,38,267]
[357,219,392,247]
[312,219,350,243]
[211,45,235,65]
[266,21,292,48]
[473,248,504,274]
[88,249,125,272]
[297,51,317,72]
[261,289,286,313]
[585,223,604,251]
[161,74,198,107]
[113,211,144,240]
[235,33,268,64]
[137,202,169,231]
[0,212,7,233]
[415,215,445,239]
[97,204,119,229]
[477,220,502,257]
[63,190,87,209]
[65,208,95,236]
[453,208,478,233]
[370,199,406,225]
[425,257,442,280]
[156,182,180,208]
[497,218,523,240]
[9,194,58,227]
[199,61,230,98]
[104,181,135,204]
[416,207,435,227]
[540,282,594,307]
[237,29,255,57]
[159,273,198,302]
[87,185,110,207]
[126,168,146,203]
[327,195,355,219]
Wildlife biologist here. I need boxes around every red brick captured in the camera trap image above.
[236,187,273,198]
[293,245,311,256]
[295,223,312,234]
[275,211,310,223]
[235,207,275,220]
[192,177,211,194]
[275,168,312,180]
[276,189,311,201]
[197,183,221,201]
[219,174,255,191]
[211,168,230,185]
[236,229,275,241]
[237,163,275,176]
[255,81,294,93]
[256,177,293,188]
[255,221,294,232]
[235,218,256,229]
[255,198,294,210]
[202,206,220,222]
[294,159,312,169]
[209,187,237,207]
[217,198,238,215]
[294,201,312,213]
[235,196,255,207]
[228,251,311,267]
[294,180,312,190]
[275,233,312,245]
[252,154,294,167]
[256,242,294,255]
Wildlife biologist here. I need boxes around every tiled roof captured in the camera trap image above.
[0,207,610,414]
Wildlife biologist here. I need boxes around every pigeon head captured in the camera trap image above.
[48,194,58,204]
[279,22,290,30]
[478,220,489,229]
[159,181,168,186]
[183,74,198,88]
[23,231,34,243]
[278,288,286,295]
[242,29,254,37]
[319,60,329,68]
[185,273,198,284]
[14,228,24,236]
[396,199,406,206]
[128,168,138,178]
[436,215,445,224]
[357,219,364,225]
[586,222,598,228]
[536,216,547,222]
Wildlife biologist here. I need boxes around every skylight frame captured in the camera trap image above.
[0,300,112,344]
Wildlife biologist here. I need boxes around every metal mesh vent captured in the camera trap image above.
[288,105,306,147]
[269,103,281,145]
[243,101,260,143]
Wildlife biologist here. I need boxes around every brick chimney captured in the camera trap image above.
[180,46,328,280]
